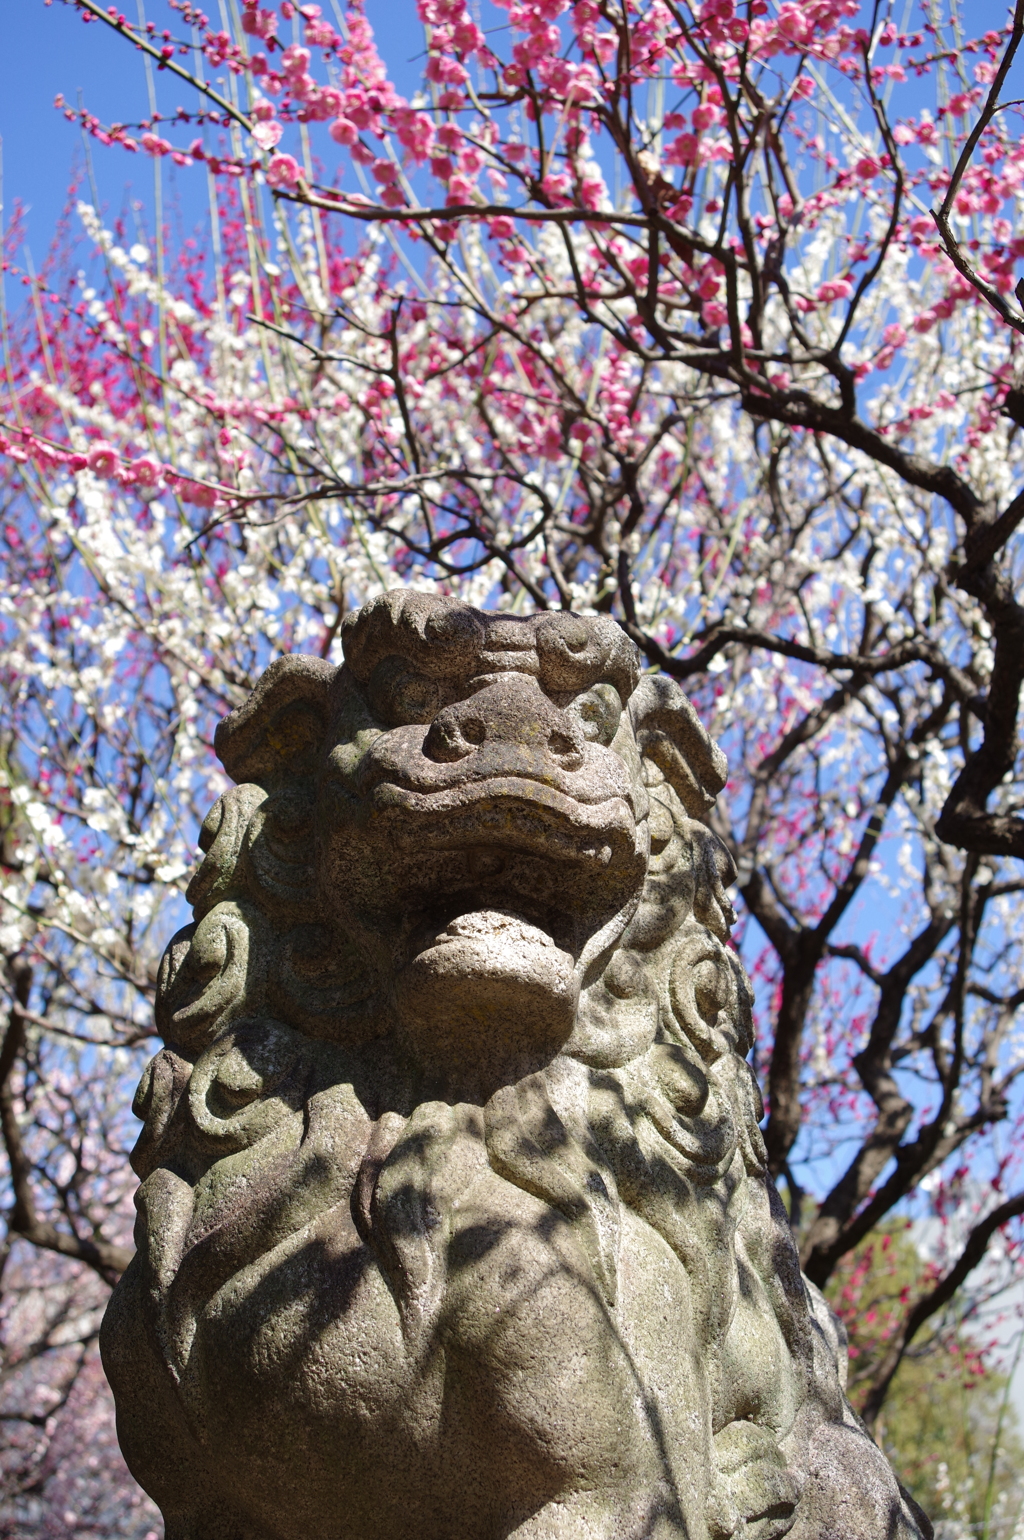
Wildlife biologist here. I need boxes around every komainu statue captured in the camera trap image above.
[102,591,931,1540]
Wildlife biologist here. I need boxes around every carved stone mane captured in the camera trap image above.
[102,592,931,1540]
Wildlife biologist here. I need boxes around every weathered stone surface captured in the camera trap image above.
[102,591,932,1540]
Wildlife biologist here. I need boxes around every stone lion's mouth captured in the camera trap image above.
[322,777,649,940]
[367,777,642,873]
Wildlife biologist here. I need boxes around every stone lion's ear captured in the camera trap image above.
[629,675,727,818]
[214,655,338,787]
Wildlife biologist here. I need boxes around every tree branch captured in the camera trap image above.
[932,0,1024,333]
[860,1189,1024,1431]
[0,966,133,1286]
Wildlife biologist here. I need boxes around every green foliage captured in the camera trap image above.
[828,1225,1024,1536]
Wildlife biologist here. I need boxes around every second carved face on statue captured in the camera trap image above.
[203,590,735,1098]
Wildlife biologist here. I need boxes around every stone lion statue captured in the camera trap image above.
[102,591,931,1540]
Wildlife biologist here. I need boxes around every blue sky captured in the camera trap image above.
[0,1,424,254]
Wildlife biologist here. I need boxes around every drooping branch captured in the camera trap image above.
[932,0,1024,334]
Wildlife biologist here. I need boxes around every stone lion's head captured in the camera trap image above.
[104,592,929,1540]
[167,589,740,1089]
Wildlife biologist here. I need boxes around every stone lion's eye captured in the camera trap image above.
[368,655,440,726]
[566,682,622,745]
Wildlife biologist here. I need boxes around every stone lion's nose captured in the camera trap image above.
[423,677,586,772]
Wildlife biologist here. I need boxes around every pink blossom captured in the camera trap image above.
[392,108,435,161]
[541,173,571,202]
[512,24,561,71]
[87,443,119,477]
[664,133,697,167]
[816,277,854,303]
[346,95,375,131]
[447,173,476,203]
[539,56,574,95]
[266,153,303,188]
[539,423,564,460]
[241,5,277,40]
[564,62,601,103]
[454,18,485,54]
[590,31,617,64]
[775,3,812,47]
[436,123,463,152]
[181,480,219,508]
[306,20,339,48]
[425,55,470,86]
[290,73,320,105]
[252,120,284,151]
[129,457,163,488]
[281,45,312,78]
[329,116,359,146]
[579,177,605,211]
